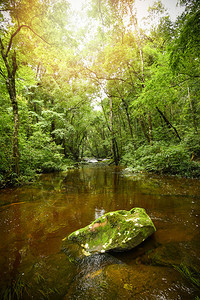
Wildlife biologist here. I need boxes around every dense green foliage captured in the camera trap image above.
[0,0,200,187]
[122,142,200,177]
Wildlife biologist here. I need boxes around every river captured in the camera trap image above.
[0,165,199,299]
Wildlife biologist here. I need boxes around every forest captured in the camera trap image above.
[0,0,200,188]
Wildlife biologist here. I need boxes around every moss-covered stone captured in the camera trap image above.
[62,208,156,256]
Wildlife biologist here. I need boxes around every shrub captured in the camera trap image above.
[19,131,64,175]
[122,142,200,178]
[182,133,200,158]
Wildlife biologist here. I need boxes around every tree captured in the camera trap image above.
[0,38,19,174]
[0,0,70,175]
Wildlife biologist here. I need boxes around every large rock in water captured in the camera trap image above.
[62,208,156,256]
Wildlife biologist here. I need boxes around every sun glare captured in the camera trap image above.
[67,0,84,11]
[135,0,184,23]
[68,0,183,22]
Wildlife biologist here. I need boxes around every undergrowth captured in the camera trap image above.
[122,141,200,178]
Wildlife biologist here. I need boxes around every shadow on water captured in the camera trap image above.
[0,165,200,299]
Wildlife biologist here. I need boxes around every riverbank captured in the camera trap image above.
[1,145,200,190]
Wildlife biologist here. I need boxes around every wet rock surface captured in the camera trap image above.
[62,207,156,256]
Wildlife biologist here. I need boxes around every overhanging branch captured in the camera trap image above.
[156,106,181,141]
[6,24,51,56]
[83,66,133,86]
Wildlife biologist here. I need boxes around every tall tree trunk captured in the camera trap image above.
[187,87,198,134]
[62,138,68,158]
[148,112,153,145]
[116,86,136,147]
[101,99,119,163]
[0,40,20,175]
[11,94,20,175]
[128,6,153,145]
[109,96,119,165]
[138,117,150,143]
[0,25,50,176]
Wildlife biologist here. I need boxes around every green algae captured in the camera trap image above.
[62,208,156,256]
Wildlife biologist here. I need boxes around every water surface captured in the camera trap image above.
[0,165,199,299]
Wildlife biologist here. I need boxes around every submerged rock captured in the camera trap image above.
[62,208,156,256]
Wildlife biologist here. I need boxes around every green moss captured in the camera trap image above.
[63,208,156,256]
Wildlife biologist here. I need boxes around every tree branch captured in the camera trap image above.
[0,66,6,79]
[83,66,133,86]
[6,24,51,56]
[0,37,11,77]
[170,75,200,88]
[156,106,181,141]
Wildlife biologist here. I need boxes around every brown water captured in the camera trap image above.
[0,165,200,299]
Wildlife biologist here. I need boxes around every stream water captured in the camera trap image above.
[0,165,200,299]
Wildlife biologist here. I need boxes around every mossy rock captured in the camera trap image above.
[62,208,156,256]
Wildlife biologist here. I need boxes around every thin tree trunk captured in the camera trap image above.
[128,6,153,145]
[156,106,181,141]
[187,87,198,133]
[138,117,150,143]
[0,25,50,176]
[115,85,136,147]
[117,88,136,146]
[62,138,68,158]
[110,96,119,165]
[101,99,119,163]
[11,96,20,175]
[148,112,153,145]
[0,40,20,175]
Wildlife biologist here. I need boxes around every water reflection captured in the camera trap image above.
[95,208,106,219]
[0,166,200,299]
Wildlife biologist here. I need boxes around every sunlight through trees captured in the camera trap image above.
[0,0,200,186]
